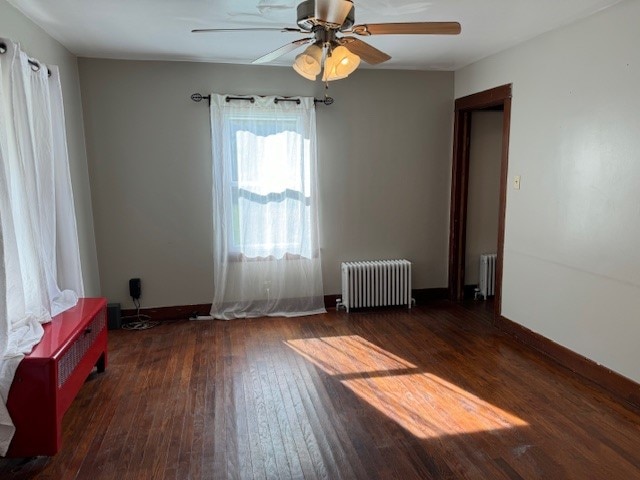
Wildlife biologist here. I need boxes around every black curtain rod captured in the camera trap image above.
[190,93,334,106]
[0,42,52,77]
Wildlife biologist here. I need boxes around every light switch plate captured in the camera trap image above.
[514,175,521,190]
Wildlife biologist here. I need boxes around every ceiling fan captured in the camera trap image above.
[192,0,461,82]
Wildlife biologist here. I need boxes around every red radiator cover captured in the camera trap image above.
[5,297,108,457]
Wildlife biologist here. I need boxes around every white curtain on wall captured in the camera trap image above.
[0,39,84,455]
[209,94,325,319]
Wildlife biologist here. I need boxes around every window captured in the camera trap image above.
[222,106,314,259]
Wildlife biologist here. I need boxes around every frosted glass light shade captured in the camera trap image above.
[293,44,323,80]
[322,45,360,82]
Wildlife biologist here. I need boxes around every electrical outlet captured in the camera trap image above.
[129,278,141,300]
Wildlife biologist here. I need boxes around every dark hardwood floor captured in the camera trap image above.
[2,300,640,479]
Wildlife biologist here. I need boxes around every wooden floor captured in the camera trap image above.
[2,300,640,479]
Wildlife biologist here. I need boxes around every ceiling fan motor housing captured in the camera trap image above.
[297,0,355,31]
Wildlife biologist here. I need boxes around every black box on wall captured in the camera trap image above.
[107,303,121,330]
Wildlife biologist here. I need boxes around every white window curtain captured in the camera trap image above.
[209,94,325,319]
[0,39,84,455]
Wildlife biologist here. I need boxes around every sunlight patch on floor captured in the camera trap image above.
[287,335,417,375]
[287,335,527,439]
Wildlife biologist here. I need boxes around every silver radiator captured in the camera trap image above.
[479,253,497,299]
[338,260,413,312]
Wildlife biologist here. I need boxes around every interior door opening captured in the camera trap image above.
[448,84,512,317]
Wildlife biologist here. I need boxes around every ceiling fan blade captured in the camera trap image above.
[192,27,304,33]
[314,0,353,27]
[340,37,391,65]
[351,22,461,36]
[252,38,313,64]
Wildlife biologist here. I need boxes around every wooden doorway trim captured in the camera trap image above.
[448,84,512,316]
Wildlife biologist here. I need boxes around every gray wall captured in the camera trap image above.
[78,58,454,308]
[455,0,640,382]
[0,0,100,295]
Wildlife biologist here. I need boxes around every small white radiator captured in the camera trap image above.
[338,260,413,312]
[479,253,497,299]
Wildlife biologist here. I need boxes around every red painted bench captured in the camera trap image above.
[5,298,108,457]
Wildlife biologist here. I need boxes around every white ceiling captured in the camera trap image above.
[8,0,623,71]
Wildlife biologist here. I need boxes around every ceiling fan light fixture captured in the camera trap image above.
[321,45,360,82]
[293,43,323,80]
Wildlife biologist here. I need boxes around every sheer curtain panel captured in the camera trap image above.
[209,94,325,319]
[0,39,84,455]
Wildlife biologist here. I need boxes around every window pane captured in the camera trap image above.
[226,112,313,259]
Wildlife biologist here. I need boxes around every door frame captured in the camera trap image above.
[448,84,512,316]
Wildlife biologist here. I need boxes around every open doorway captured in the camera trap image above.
[448,84,512,316]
